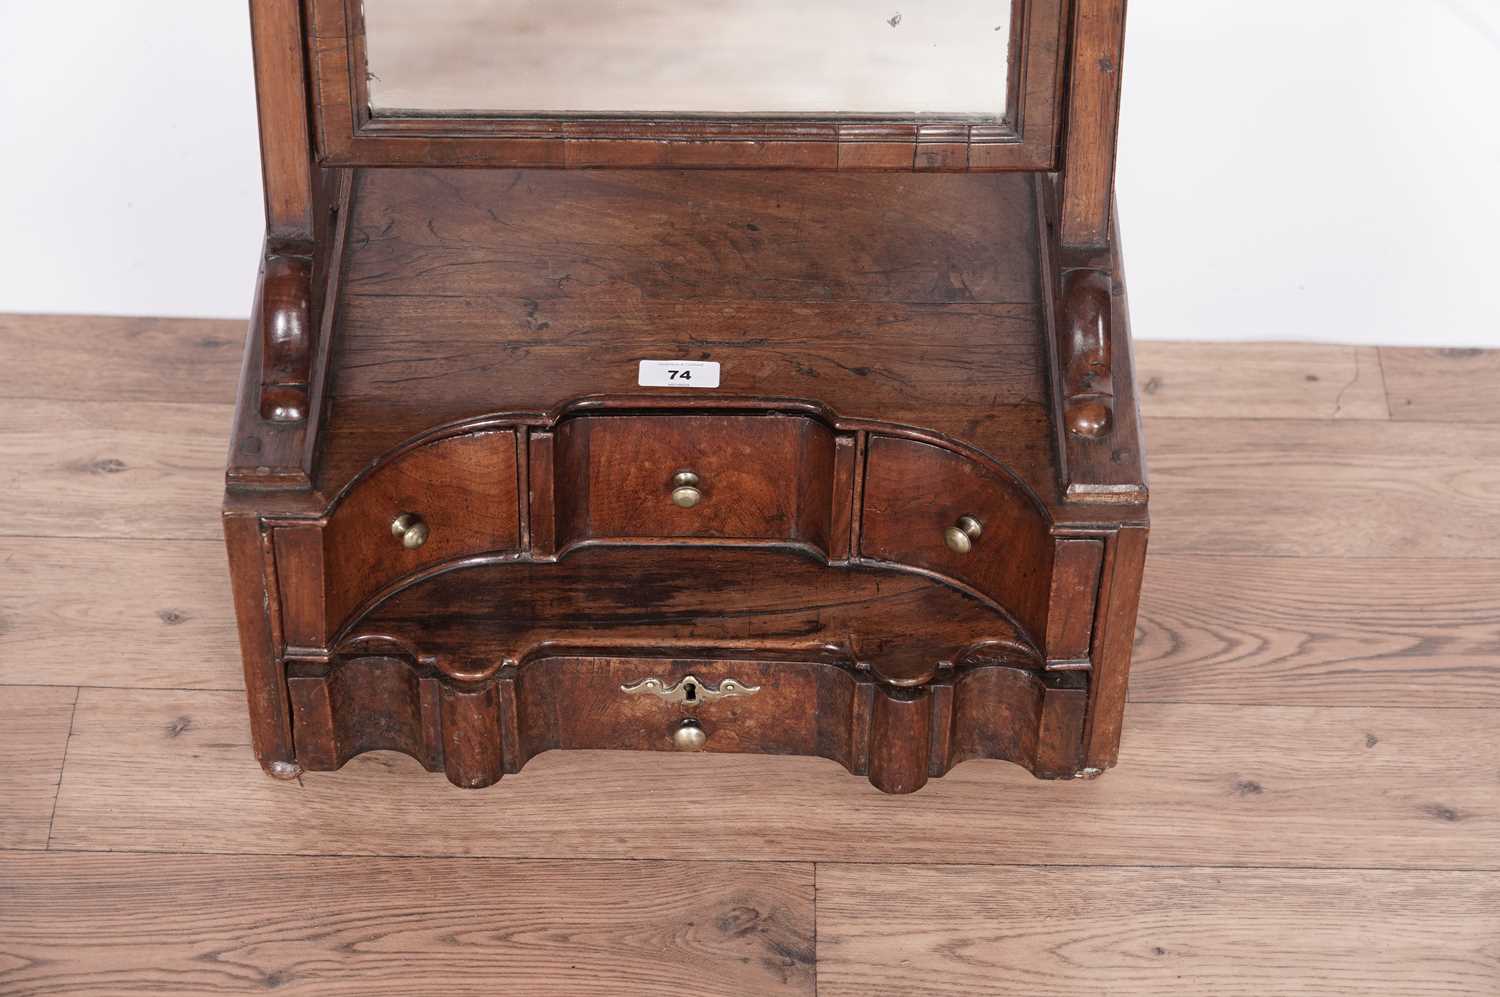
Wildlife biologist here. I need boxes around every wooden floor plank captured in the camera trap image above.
[816,865,1500,996]
[49,690,1499,870]
[1132,553,1500,707]
[1146,417,1500,558]
[0,687,76,850]
[0,399,227,541]
[0,538,241,690]
[0,313,243,403]
[1136,342,1388,421]
[0,851,814,997]
[1382,347,1500,423]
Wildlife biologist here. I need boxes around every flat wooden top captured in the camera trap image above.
[322,168,1066,505]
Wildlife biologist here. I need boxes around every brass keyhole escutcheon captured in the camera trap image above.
[944,515,983,554]
[390,512,430,549]
[671,470,703,508]
[621,674,761,704]
[673,719,707,751]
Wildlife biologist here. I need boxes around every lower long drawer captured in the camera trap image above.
[286,654,1088,794]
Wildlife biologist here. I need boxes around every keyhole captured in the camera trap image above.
[684,681,697,703]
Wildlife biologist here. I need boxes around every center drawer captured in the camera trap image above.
[544,413,843,553]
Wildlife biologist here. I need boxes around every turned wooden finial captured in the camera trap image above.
[258,255,313,422]
[1060,269,1116,439]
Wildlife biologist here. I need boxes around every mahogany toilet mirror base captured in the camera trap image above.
[225,0,1147,793]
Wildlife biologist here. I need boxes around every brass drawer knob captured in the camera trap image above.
[670,470,703,509]
[673,719,707,751]
[944,515,983,555]
[390,512,429,549]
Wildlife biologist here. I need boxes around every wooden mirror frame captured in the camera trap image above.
[303,0,1071,172]
[251,0,1125,278]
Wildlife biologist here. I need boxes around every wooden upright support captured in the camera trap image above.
[1060,0,1129,249]
[250,0,316,246]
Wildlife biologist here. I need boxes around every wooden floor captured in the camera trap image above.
[1,315,1498,995]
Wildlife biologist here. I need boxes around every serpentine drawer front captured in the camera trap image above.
[274,430,521,646]
[286,654,1089,792]
[546,413,843,554]
[860,435,1056,642]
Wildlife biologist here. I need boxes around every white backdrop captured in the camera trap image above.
[2,0,1496,346]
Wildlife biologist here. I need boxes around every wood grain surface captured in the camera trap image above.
[0,313,241,403]
[317,168,1064,503]
[0,538,239,689]
[816,864,1500,996]
[1146,416,1500,558]
[0,852,814,996]
[1133,342,1389,420]
[48,689,1499,870]
[1132,553,1500,707]
[0,687,75,850]
[0,399,227,541]
[1382,346,1500,423]
[3,315,1498,993]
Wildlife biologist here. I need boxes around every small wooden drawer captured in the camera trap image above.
[276,430,520,645]
[542,414,845,554]
[860,435,1057,643]
[518,658,844,760]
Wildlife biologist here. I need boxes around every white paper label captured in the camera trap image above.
[638,360,721,389]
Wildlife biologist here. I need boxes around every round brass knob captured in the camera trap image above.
[673,719,707,751]
[671,470,703,509]
[944,515,983,555]
[390,512,429,550]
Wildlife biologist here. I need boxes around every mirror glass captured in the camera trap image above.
[363,0,1013,118]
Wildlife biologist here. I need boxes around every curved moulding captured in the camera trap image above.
[274,404,1077,655]
[284,654,1087,794]
[330,545,1039,687]
[273,430,524,650]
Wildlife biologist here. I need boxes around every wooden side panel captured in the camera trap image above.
[1035,682,1088,776]
[1060,0,1128,248]
[1046,537,1104,661]
[223,513,295,772]
[274,524,326,648]
[1084,524,1148,768]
